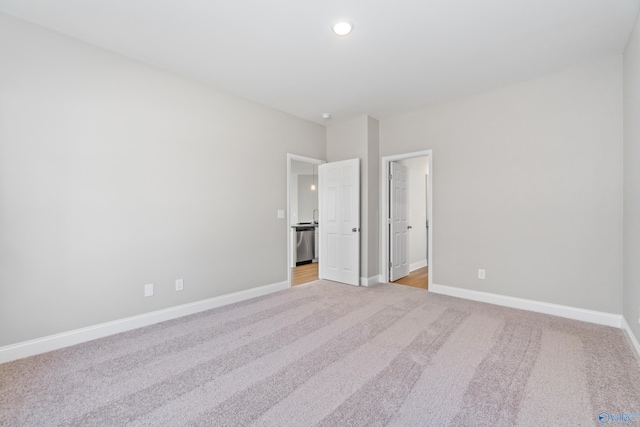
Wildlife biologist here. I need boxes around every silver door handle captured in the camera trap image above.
[352,228,360,232]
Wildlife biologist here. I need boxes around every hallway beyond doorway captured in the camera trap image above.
[381,150,432,288]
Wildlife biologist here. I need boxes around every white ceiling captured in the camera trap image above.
[1,0,638,124]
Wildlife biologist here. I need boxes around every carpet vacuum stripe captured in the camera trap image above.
[2,280,639,427]
[61,287,399,425]
[317,308,469,426]
[188,298,425,425]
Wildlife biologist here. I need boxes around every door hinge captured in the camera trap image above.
[389,261,393,268]
[387,218,392,225]
[388,173,393,181]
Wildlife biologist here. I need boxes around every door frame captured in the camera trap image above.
[380,150,433,286]
[287,153,326,288]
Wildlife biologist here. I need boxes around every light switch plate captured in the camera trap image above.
[277,209,285,219]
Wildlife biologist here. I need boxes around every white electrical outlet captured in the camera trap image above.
[144,283,154,297]
[478,269,486,280]
[175,279,184,291]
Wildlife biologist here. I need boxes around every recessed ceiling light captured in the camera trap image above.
[332,21,353,36]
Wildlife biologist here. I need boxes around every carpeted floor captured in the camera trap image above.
[1,280,639,426]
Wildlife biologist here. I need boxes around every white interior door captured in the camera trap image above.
[319,158,360,286]
[390,161,410,281]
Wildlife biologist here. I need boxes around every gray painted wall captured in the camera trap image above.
[624,13,640,345]
[297,175,318,223]
[0,14,325,347]
[2,10,637,351]
[380,57,624,314]
[366,117,380,279]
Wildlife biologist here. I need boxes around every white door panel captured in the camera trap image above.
[390,162,410,281]
[319,158,360,286]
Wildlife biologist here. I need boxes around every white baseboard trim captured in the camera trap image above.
[0,281,289,365]
[410,260,428,272]
[429,283,622,328]
[361,275,383,287]
[622,317,640,360]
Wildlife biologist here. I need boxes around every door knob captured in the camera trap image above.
[352,227,360,232]
[407,225,413,229]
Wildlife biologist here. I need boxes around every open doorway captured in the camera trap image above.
[381,150,433,290]
[287,154,325,287]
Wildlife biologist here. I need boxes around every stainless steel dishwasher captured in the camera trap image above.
[295,226,315,266]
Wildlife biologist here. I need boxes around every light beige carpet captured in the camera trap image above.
[1,280,639,426]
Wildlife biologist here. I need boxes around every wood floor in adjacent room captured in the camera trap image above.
[291,262,318,286]
[393,266,428,290]
[293,264,428,289]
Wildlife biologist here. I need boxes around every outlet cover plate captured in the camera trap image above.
[176,279,184,291]
[144,283,154,297]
